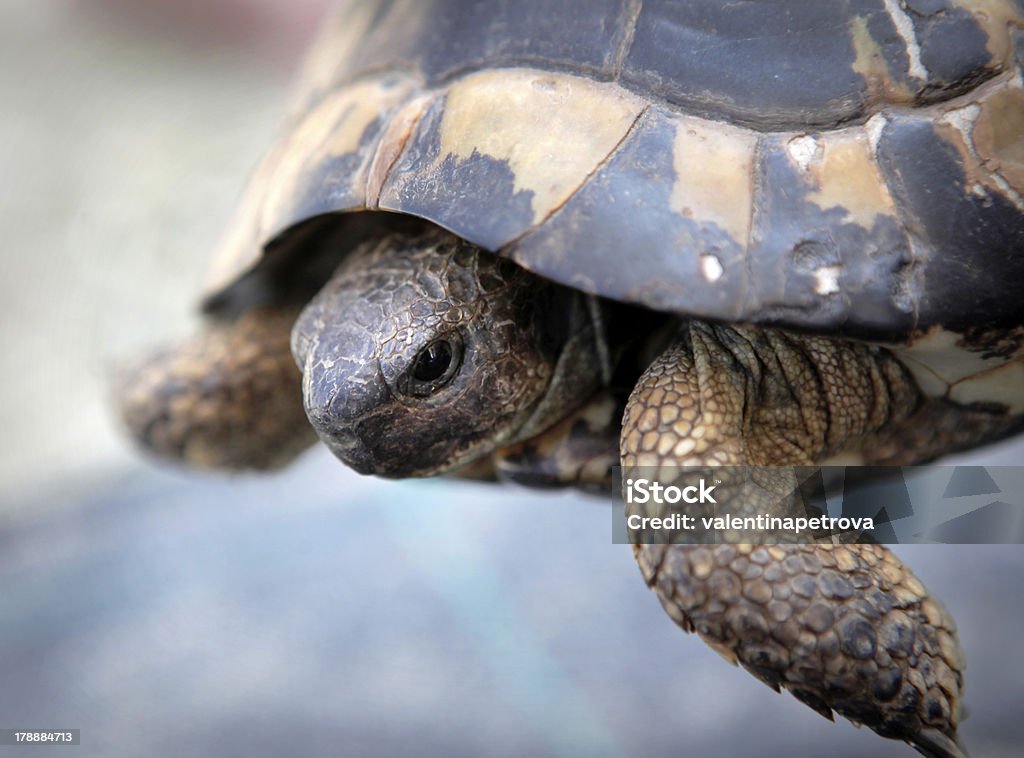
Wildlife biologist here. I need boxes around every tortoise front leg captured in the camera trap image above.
[118,306,316,470]
[621,321,966,758]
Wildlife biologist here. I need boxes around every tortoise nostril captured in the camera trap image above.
[301,339,388,420]
[304,380,385,426]
[300,379,379,473]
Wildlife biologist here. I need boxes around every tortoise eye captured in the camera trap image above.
[414,340,453,381]
[406,337,462,396]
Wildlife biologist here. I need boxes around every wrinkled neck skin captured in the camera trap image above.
[290,227,606,477]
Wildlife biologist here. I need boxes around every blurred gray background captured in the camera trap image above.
[1,1,1022,756]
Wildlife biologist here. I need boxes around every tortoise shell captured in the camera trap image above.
[205,0,1024,352]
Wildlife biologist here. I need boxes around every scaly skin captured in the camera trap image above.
[118,306,315,470]
[621,322,965,757]
[492,389,621,491]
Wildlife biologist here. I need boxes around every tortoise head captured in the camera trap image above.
[291,226,602,477]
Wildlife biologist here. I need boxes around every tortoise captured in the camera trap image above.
[118,1,1024,755]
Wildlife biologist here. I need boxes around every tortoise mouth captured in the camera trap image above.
[316,427,378,475]
[308,402,489,478]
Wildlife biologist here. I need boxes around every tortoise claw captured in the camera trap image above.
[911,727,968,758]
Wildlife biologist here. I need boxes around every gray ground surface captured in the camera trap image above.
[2,2,1023,757]
[2,459,1024,758]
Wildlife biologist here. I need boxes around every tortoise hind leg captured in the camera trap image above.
[118,305,316,470]
[621,321,967,757]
